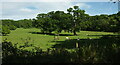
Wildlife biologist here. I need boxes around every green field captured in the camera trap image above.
[2,28,115,51]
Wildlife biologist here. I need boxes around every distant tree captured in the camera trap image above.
[2,26,10,36]
[2,19,17,30]
[9,25,17,30]
[2,19,14,26]
[17,19,33,28]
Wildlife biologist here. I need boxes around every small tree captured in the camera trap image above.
[9,25,17,30]
[2,26,10,36]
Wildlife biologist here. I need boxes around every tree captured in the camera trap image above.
[48,11,72,33]
[67,6,88,35]
[114,12,120,32]
[9,25,17,30]
[17,19,33,28]
[1,19,17,30]
[2,26,10,36]
[35,13,60,33]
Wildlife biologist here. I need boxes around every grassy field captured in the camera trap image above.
[2,28,116,51]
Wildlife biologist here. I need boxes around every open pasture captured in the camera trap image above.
[2,28,116,51]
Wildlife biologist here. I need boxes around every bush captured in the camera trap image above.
[9,25,17,30]
[2,26,10,36]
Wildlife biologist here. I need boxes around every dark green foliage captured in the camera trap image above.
[115,12,120,32]
[2,19,17,31]
[35,15,60,33]
[34,6,89,35]
[67,6,88,35]
[2,19,15,26]
[1,19,33,30]
[34,6,120,35]
[17,19,33,28]
[2,41,71,64]
[2,40,18,57]
[80,12,120,32]
[9,25,17,30]
[2,26,10,36]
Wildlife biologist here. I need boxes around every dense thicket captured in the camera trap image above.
[1,6,120,35]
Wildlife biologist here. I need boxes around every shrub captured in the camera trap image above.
[2,26,10,36]
[9,25,17,30]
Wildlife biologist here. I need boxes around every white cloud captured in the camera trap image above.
[75,3,91,9]
[20,8,33,12]
[0,2,92,20]
[0,2,72,20]
[1,0,110,2]
[1,0,74,2]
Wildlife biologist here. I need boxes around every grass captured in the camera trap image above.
[2,28,116,51]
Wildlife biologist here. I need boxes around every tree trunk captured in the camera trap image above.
[73,29,77,36]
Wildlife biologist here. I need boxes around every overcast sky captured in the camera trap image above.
[0,0,119,20]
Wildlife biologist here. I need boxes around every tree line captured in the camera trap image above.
[1,6,120,35]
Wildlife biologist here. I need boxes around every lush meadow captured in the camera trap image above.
[2,28,116,51]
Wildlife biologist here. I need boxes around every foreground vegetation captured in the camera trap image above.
[2,35,120,64]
